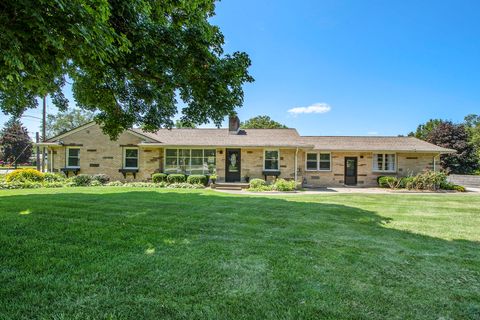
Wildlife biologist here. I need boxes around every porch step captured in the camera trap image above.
[212,182,249,190]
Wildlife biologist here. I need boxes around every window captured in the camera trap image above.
[305,152,331,171]
[164,149,216,174]
[319,153,331,170]
[124,148,138,169]
[66,148,80,168]
[373,153,396,172]
[306,153,318,171]
[264,149,279,171]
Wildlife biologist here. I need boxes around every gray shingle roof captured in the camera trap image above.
[132,128,309,148]
[301,136,455,153]
[133,128,455,153]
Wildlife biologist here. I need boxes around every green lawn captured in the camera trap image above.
[1,188,479,319]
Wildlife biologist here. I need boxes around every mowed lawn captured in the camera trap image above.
[1,188,479,320]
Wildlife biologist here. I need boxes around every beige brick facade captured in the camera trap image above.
[46,124,442,186]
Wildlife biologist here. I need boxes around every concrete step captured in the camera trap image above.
[212,182,249,190]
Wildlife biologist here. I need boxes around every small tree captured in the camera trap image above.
[464,114,480,159]
[0,118,33,168]
[240,115,288,129]
[45,108,95,138]
[427,121,479,174]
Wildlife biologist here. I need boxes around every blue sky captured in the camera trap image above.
[2,0,479,136]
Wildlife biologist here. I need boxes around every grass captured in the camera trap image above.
[1,187,479,319]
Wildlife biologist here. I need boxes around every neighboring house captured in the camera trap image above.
[37,116,455,187]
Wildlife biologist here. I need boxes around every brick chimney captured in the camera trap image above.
[229,115,240,134]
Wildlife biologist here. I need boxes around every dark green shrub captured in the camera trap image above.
[187,175,207,185]
[249,178,266,189]
[440,181,466,192]
[152,173,168,183]
[92,174,110,184]
[71,174,92,186]
[398,176,414,189]
[167,174,186,183]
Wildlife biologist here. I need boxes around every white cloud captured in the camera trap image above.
[367,131,379,135]
[288,103,331,115]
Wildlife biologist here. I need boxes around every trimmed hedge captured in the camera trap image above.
[273,178,297,191]
[92,174,110,184]
[152,173,168,183]
[249,178,266,189]
[71,174,92,186]
[187,175,207,185]
[167,174,186,183]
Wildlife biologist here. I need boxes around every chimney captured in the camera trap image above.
[228,115,240,134]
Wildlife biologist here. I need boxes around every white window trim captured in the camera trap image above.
[263,148,280,171]
[305,152,332,172]
[372,153,397,173]
[123,147,139,169]
[66,147,80,169]
[163,148,217,175]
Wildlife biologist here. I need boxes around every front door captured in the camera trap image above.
[225,149,241,182]
[344,157,357,186]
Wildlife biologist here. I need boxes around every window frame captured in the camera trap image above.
[123,147,139,169]
[372,153,397,173]
[163,148,216,175]
[66,147,80,169]
[305,152,331,172]
[263,148,280,171]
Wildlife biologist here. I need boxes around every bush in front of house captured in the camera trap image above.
[6,169,44,182]
[187,174,208,186]
[92,174,110,185]
[378,171,465,192]
[167,174,186,183]
[167,183,204,189]
[272,178,298,191]
[152,173,168,183]
[71,174,92,186]
[43,172,66,182]
[106,181,124,187]
[249,178,267,189]
[440,181,466,192]
[378,176,398,188]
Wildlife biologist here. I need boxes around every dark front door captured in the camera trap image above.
[225,149,241,182]
[344,157,358,186]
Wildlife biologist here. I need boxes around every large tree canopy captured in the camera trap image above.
[0,118,33,167]
[426,121,479,174]
[408,119,443,140]
[0,0,253,139]
[240,115,288,129]
[44,108,96,138]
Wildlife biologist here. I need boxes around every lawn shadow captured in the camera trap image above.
[0,189,479,319]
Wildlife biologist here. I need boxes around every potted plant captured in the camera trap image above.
[210,174,217,185]
[244,169,250,183]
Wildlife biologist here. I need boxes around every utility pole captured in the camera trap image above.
[42,95,47,172]
[36,132,40,171]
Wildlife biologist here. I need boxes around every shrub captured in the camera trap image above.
[43,172,66,182]
[272,178,297,191]
[248,185,274,192]
[407,171,447,191]
[90,180,103,187]
[209,174,218,183]
[6,169,44,182]
[378,176,397,188]
[106,181,123,187]
[187,174,207,185]
[43,182,64,188]
[440,181,466,192]
[152,173,168,183]
[167,174,186,183]
[249,178,266,189]
[92,174,110,185]
[167,183,204,189]
[71,174,92,186]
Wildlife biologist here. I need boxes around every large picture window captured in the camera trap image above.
[373,153,396,172]
[305,152,331,171]
[66,148,80,168]
[264,149,279,171]
[164,149,216,174]
[124,148,139,169]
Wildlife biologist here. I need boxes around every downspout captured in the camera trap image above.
[294,148,298,182]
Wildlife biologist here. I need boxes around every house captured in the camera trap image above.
[37,116,455,187]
